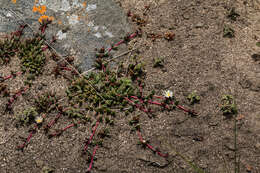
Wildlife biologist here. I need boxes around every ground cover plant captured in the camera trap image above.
[1,0,260,172]
[0,20,246,173]
[0,20,202,172]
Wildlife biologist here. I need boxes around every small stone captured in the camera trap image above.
[195,22,204,28]
[255,142,260,150]
[182,13,190,20]
[239,79,252,89]
[41,166,54,173]
[35,159,44,167]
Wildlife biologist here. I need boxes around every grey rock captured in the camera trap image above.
[0,0,132,72]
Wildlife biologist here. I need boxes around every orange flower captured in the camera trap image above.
[32,6,38,12]
[32,5,47,14]
[38,15,54,24]
[11,0,16,4]
[82,2,87,8]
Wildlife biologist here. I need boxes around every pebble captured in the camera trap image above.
[35,159,44,167]
[255,142,260,150]
[195,22,204,28]
[182,13,190,20]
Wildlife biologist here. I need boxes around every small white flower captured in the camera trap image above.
[35,116,43,124]
[164,90,173,98]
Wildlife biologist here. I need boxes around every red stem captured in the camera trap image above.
[176,105,197,115]
[153,95,198,115]
[17,132,33,149]
[129,32,137,39]
[107,32,137,52]
[124,96,149,113]
[60,67,72,71]
[47,113,61,128]
[17,125,37,149]
[84,120,100,152]
[153,95,164,99]
[3,72,22,81]
[147,100,162,106]
[42,46,48,51]
[41,25,46,34]
[130,96,144,104]
[42,37,56,51]
[87,145,98,172]
[114,40,124,47]
[7,86,30,108]
[11,25,26,39]
[50,122,79,137]
[147,100,171,109]
[130,97,170,110]
[139,84,143,97]
[137,131,168,158]
[62,123,75,131]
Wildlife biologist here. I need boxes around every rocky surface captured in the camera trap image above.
[0,0,132,71]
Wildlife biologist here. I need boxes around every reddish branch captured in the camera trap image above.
[87,145,98,172]
[11,24,27,39]
[84,120,100,152]
[39,19,52,34]
[147,100,165,106]
[60,67,72,71]
[49,121,79,137]
[107,32,137,52]
[17,125,37,149]
[152,95,198,115]
[138,81,143,97]
[137,130,168,158]
[123,96,149,113]
[176,105,197,116]
[45,112,62,130]
[130,96,144,103]
[6,85,30,110]
[45,107,71,131]
[42,36,57,51]
[129,93,197,115]
[1,72,22,82]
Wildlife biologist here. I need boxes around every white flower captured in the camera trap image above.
[35,116,43,124]
[164,90,173,98]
